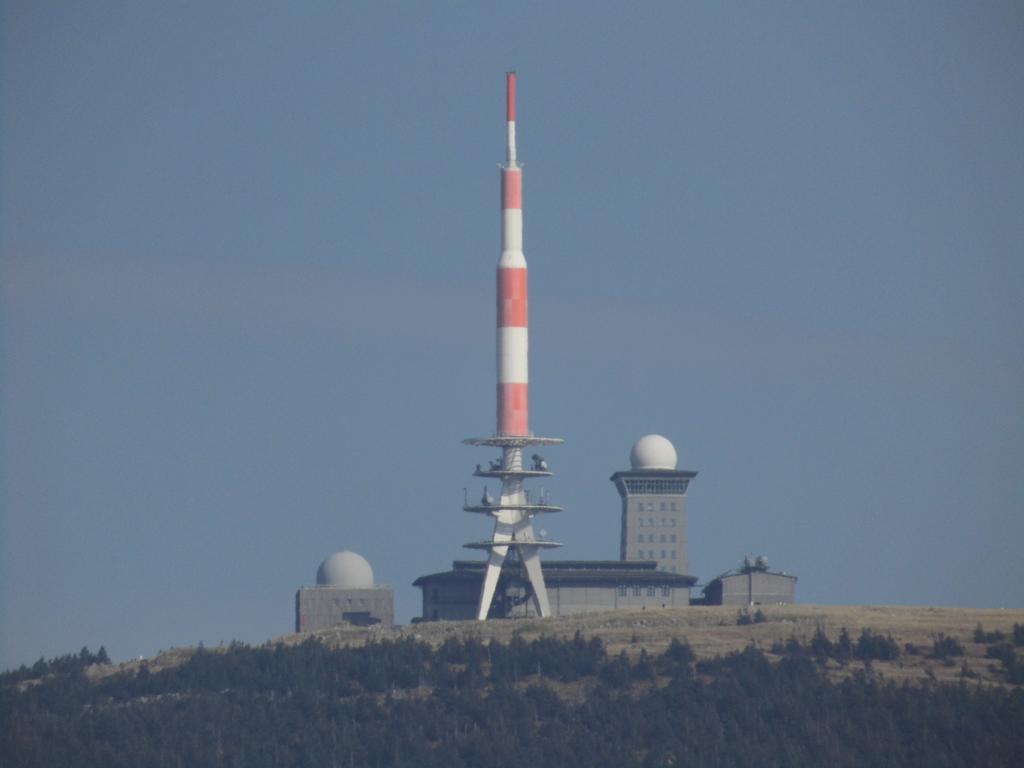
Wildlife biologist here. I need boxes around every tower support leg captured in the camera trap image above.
[477,523,512,620]
[517,534,551,617]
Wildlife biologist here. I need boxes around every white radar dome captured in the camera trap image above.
[630,434,678,470]
[316,550,374,588]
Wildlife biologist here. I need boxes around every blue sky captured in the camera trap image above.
[2,2,1022,669]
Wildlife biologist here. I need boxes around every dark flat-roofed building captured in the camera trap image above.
[415,558,697,621]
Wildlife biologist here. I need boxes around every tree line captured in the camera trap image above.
[2,629,1022,767]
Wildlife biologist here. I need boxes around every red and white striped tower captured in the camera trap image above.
[498,71,528,438]
[463,73,563,620]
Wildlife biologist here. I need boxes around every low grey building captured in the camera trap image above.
[415,558,697,621]
[295,550,394,631]
[701,557,797,606]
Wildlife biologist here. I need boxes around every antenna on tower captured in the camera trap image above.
[505,70,517,168]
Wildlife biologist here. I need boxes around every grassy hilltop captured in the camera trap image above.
[277,603,1024,688]
[55,604,1022,690]
[69,603,1024,688]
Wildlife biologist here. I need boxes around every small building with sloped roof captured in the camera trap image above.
[700,557,797,607]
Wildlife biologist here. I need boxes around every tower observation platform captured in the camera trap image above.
[463,434,564,619]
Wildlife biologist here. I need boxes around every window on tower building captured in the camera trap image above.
[671,550,677,559]
[662,586,671,597]
[637,550,644,559]
[660,502,667,511]
[661,549,666,559]
[648,549,655,559]
[670,518,677,527]
[670,534,676,543]
[639,517,645,527]
[671,502,677,511]
[617,585,627,596]
[648,517,655,527]
[660,534,666,543]
[647,586,656,596]
[633,586,642,596]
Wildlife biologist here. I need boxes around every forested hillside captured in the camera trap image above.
[3,629,1023,767]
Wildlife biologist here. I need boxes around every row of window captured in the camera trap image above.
[638,516,677,528]
[635,500,678,512]
[617,585,673,597]
[638,533,677,544]
[624,479,690,495]
[637,549,677,560]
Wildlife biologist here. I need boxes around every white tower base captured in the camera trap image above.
[463,436,563,620]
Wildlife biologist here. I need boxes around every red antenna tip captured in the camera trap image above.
[506,71,516,122]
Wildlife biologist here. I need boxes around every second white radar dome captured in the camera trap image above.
[316,550,374,588]
[630,434,678,470]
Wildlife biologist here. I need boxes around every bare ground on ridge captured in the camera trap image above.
[90,604,1024,689]
[275,604,1024,688]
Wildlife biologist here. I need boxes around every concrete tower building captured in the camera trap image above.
[612,435,697,575]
